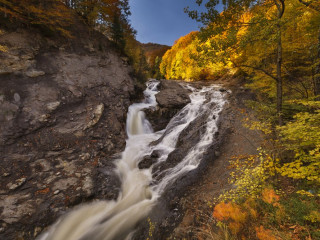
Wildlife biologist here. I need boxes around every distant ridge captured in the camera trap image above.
[140,42,170,65]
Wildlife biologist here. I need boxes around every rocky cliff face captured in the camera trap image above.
[0,28,142,239]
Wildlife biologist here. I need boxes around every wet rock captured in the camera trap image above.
[138,149,163,169]
[156,80,191,109]
[151,150,162,158]
[145,80,191,131]
[138,156,157,169]
[219,88,227,92]
[152,112,210,180]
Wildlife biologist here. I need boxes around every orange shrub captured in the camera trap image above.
[262,188,280,206]
[255,226,279,240]
[213,202,248,234]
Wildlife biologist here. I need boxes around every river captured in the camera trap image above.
[38,80,227,240]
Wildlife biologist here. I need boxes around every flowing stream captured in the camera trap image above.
[39,80,227,240]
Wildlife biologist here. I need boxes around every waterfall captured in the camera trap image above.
[38,80,227,240]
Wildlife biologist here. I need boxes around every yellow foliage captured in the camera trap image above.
[219,149,279,202]
[278,101,320,184]
[0,45,7,52]
[243,119,273,135]
[296,190,317,197]
[0,30,7,52]
[304,210,320,223]
[160,31,229,80]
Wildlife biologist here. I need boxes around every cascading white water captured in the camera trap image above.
[38,80,227,240]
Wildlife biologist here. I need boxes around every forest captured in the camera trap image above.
[0,0,319,239]
[160,0,320,239]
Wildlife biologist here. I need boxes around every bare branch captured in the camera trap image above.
[233,62,278,82]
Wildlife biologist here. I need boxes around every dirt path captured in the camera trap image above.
[169,83,264,239]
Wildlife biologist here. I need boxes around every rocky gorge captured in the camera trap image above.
[0,25,195,239]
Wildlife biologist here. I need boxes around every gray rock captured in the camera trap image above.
[82,176,93,196]
[7,178,26,190]
[138,156,157,169]
[214,150,221,157]
[80,153,91,161]
[52,178,78,191]
[155,80,191,109]
[0,194,35,224]
[84,103,104,129]
[145,80,191,131]
[46,101,60,111]
[13,93,20,102]
[25,69,45,78]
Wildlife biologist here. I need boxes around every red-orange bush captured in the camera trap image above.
[213,202,247,234]
[255,226,279,240]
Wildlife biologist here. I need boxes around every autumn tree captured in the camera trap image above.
[186,0,289,124]
[297,0,320,99]
[0,0,74,36]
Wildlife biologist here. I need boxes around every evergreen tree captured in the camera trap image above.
[111,13,125,50]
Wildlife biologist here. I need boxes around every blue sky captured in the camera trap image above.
[129,0,207,46]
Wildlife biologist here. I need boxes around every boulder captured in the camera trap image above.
[145,80,191,131]
[156,79,191,109]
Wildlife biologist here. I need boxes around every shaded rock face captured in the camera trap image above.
[145,79,191,131]
[0,29,139,239]
[138,150,162,169]
[152,110,214,181]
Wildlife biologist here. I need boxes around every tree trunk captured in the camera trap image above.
[275,0,285,125]
[314,27,320,99]
[276,23,283,125]
[298,0,320,100]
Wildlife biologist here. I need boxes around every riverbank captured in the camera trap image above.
[167,77,264,239]
[127,76,263,240]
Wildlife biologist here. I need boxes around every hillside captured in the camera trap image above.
[140,42,171,79]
